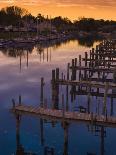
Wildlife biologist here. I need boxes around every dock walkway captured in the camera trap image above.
[12,105,116,127]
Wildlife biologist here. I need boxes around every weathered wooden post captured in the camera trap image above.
[62,72,64,80]
[56,68,59,80]
[95,45,99,66]
[52,68,59,110]
[79,55,81,66]
[40,77,45,107]
[19,95,21,106]
[12,99,15,108]
[79,55,82,81]
[44,98,47,109]
[91,48,94,67]
[52,70,56,82]
[85,52,88,67]
[84,70,87,80]
[75,58,77,67]
[71,59,75,80]
[67,63,70,80]
[89,50,92,63]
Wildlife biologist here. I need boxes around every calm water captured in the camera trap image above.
[0,39,116,155]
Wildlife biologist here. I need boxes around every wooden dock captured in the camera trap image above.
[70,90,116,98]
[12,105,116,127]
[53,79,116,89]
[69,66,115,73]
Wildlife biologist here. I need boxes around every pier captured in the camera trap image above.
[12,104,116,127]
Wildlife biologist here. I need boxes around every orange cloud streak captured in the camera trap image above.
[0,0,116,20]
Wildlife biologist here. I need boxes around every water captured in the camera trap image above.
[0,39,116,155]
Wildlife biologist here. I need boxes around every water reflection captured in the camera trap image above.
[0,38,101,58]
[78,38,102,48]
[14,110,107,155]
[0,39,116,155]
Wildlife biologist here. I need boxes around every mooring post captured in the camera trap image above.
[12,99,15,108]
[62,72,64,80]
[90,50,92,62]
[44,98,47,109]
[85,52,88,67]
[79,55,81,66]
[71,59,75,80]
[40,77,45,107]
[56,68,59,80]
[52,70,56,82]
[67,63,70,80]
[75,58,77,67]
[92,48,94,60]
[19,95,21,106]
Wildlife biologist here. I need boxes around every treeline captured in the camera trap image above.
[0,6,116,33]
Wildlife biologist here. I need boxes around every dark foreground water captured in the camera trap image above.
[0,39,116,155]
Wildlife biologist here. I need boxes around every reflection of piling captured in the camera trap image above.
[87,86,91,113]
[40,77,45,107]
[66,63,69,111]
[103,82,108,115]
[15,114,24,154]
[66,85,69,111]
[63,122,69,155]
[27,51,28,67]
[40,118,44,146]
[110,97,113,116]
[100,126,105,155]
[62,94,65,118]
[44,147,54,155]
[20,52,21,72]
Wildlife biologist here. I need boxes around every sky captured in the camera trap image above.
[0,0,116,21]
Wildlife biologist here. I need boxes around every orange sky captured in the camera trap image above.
[0,0,116,21]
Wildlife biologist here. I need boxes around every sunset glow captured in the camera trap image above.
[0,0,116,20]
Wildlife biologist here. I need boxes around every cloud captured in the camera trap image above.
[0,0,116,8]
[55,0,116,7]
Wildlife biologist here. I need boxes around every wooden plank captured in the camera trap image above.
[11,105,116,127]
[53,79,116,89]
